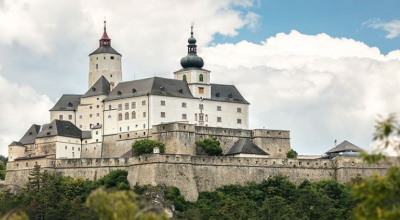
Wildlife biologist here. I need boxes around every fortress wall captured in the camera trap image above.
[252,129,290,158]
[103,129,152,157]
[152,123,196,155]
[5,154,393,202]
[81,143,102,158]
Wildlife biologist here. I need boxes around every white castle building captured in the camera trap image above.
[8,21,259,161]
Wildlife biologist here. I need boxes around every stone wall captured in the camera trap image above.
[5,154,394,201]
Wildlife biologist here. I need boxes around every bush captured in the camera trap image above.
[195,137,223,156]
[286,149,298,158]
[132,139,165,156]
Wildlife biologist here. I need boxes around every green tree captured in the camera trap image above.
[0,160,6,180]
[132,139,165,156]
[86,188,167,220]
[286,149,298,158]
[195,137,223,156]
[351,114,400,220]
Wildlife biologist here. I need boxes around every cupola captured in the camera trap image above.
[180,24,204,69]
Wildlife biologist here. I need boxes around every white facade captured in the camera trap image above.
[89,53,122,90]
[55,136,82,159]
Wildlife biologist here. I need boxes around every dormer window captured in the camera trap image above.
[160,86,165,91]
[68,102,73,107]
[29,132,32,135]
[92,87,96,92]
[132,88,137,93]
[49,126,53,129]
[228,94,233,98]
[216,92,220,97]
[117,91,122,96]
[178,89,183,93]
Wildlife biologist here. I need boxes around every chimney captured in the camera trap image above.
[334,140,337,147]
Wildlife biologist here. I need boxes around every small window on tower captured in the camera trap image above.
[217,117,222,123]
[59,115,63,120]
[111,56,114,60]
[104,57,106,60]
[96,64,98,69]
[182,114,187,119]
[161,112,166,118]
[237,119,242,124]
[217,106,221,111]
[68,115,72,120]
[161,100,165,106]
[199,87,204,94]
[96,57,98,60]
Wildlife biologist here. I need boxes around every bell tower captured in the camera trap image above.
[88,20,122,90]
[174,23,211,99]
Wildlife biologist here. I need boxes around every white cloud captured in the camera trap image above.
[201,31,400,155]
[364,19,400,39]
[0,71,53,156]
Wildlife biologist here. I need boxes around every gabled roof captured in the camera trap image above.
[36,120,81,139]
[82,76,110,98]
[210,84,249,104]
[50,94,81,111]
[106,77,194,101]
[89,46,121,56]
[225,139,268,156]
[9,141,24,147]
[19,124,41,145]
[325,140,363,154]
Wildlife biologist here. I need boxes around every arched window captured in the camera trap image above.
[118,113,122,121]
[195,113,198,121]
[183,74,187,81]
[125,112,129,120]
[199,74,204,82]
[132,111,136,119]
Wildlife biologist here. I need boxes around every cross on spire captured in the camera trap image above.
[100,19,111,46]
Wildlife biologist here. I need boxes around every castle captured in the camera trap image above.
[5,21,392,201]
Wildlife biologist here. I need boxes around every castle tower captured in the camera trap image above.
[88,20,122,91]
[174,24,211,99]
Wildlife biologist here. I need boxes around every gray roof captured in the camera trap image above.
[82,131,92,139]
[174,67,210,74]
[92,125,102,129]
[89,45,121,56]
[82,76,110,98]
[326,140,363,154]
[19,124,41,145]
[121,149,133,158]
[210,84,249,104]
[106,77,194,101]
[37,120,82,138]
[225,139,268,156]
[9,141,24,147]
[50,94,82,111]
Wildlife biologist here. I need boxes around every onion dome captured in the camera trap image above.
[180,24,204,68]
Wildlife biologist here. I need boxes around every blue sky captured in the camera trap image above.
[214,0,400,54]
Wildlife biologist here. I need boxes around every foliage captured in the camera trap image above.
[132,139,166,156]
[350,114,400,220]
[0,161,5,180]
[86,188,167,220]
[174,176,354,220]
[286,149,298,158]
[195,137,223,156]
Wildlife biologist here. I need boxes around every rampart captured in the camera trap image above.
[5,154,395,201]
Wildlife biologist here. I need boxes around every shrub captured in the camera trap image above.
[286,149,298,158]
[195,137,223,156]
[132,139,165,156]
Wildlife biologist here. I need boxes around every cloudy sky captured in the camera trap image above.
[1,0,400,156]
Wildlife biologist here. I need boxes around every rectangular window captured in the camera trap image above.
[161,112,166,118]
[182,102,187,108]
[127,126,130,131]
[111,56,114,60]
[143,124,146,128]
[109,105,112,110]
[78,148,80,151]
[59,115,63,120]
[143,112,146,117]
[72,147,74,150]
[237,108,242,113]
[65,146,67,150]
[90,124,93,129]
[182,114,187,119]
[131,102,136,109]
[79,115,82,119]
[68,115,72,120]
[199,87,204,94]
[118,104,122,111]
[89,106,93,109]
[90,114,92,118]
[161,100,165,106]
[237,119,242,124]
[217,106,221,111]
[142,100,146,106]
[125,103,129,110]
[79,125,82,128]
[97,105,99,108]
[217,117,222,123]
[96,131,98,135]
[199,104,204,109]
[96,113,100,117]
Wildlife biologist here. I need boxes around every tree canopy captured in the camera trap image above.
[286,149,298,158]
[132,139,166,156]
[195,137,223,156]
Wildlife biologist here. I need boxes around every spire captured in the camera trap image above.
[99,19,111,46]
[180,24,204,69]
